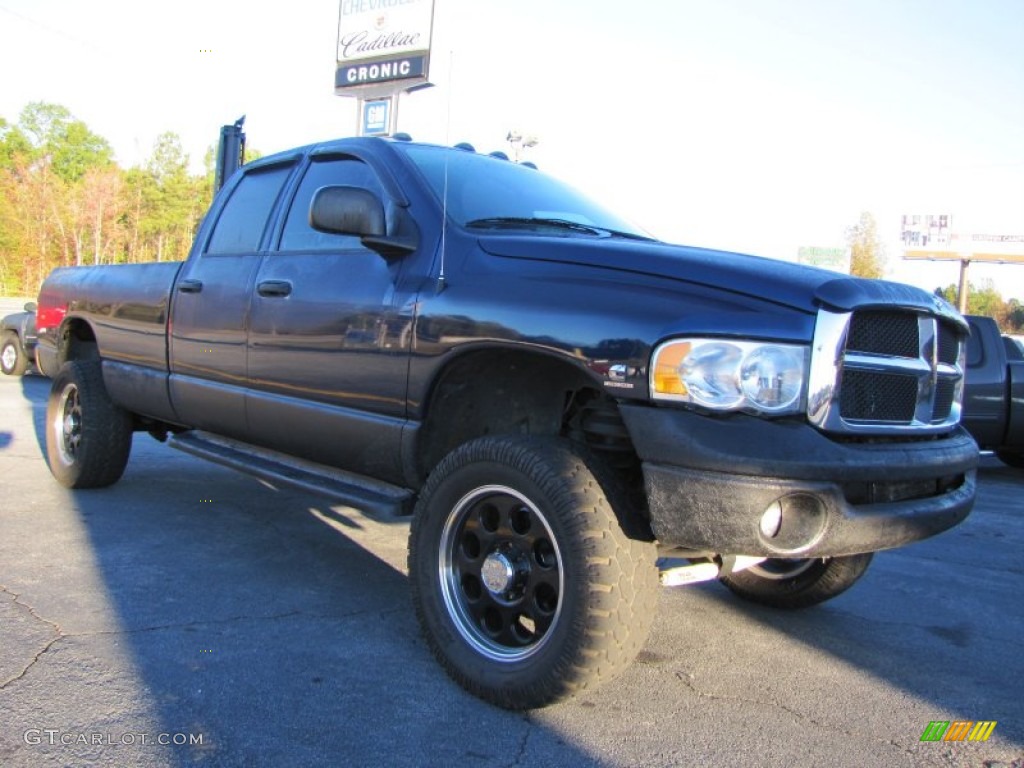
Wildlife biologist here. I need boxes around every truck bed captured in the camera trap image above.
[38,262,183,371]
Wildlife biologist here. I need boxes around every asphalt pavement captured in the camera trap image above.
[1,368,1022,768]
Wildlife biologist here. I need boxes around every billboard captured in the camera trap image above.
[903,233,1024,264]
[900,214,952,248]
[335,0,434,93]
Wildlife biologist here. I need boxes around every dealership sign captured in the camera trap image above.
[335,0,434,92]
[362,98,392,135]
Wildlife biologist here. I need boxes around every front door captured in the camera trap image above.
[245,155,416,482]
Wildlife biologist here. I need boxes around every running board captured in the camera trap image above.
[169,430,415,518]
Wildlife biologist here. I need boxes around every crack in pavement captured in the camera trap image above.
[0,589,404,691]
[504,713,533,768]
[0,584,65,691]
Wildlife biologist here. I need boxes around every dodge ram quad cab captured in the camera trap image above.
[35,136,978,709]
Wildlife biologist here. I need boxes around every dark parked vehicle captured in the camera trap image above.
[1,302,37,376]
[963,314,1024,467]
[34,136,977,709]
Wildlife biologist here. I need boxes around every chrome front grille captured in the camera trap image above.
[807,308,966,435]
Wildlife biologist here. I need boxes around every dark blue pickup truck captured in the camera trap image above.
[35,136,978,708]
[962,314,1024,467]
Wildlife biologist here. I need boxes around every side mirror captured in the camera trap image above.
[24,302,37,313]
[309,185,417,259]
[310,185,385,238]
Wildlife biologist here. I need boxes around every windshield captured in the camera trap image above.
[393,143,651,239]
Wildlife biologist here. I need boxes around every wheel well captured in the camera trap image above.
[58,319,99,364]
[416,349,644,507]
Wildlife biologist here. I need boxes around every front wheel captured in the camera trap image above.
[720,554,873,609]
[46,361,133,488]
[408,436,658,710]
[1,332,27,376]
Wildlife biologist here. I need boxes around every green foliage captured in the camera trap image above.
[936,281,1024,333]
[18,101,112,182]
[1006,299,1024,333]
[0,102,229,293]
[846,211,886,279]
[0,118,32,170]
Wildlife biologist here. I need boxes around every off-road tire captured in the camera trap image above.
[720,554,874,609]
[1,331,27,376]
[46,361,133,488]
[408,435,658,710]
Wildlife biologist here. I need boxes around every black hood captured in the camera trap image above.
[478,234,961,323]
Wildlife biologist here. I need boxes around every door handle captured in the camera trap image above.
[178,279,203,294]
[257,280,293,297]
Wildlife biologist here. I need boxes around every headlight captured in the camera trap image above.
[651,338,808,416]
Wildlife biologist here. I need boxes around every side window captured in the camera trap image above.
[279,157,386,252]
[206,164,294,255]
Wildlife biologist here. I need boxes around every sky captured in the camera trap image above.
[1,0,1023,299]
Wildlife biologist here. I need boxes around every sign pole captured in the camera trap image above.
[957,259,970,314]
[903,229,1024,314]
[389,92,400,136]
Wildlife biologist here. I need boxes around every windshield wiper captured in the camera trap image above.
[466,216,655,241]
[466,217,603,236]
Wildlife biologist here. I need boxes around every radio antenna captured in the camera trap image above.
[438,50,453,292]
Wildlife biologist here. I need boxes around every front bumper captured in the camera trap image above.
[619,404,978,557]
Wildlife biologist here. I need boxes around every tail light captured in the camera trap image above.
[35,301,67,334]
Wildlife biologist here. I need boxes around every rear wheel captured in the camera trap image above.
[46,361,133,488]
[408,436,658,709]
[720,554,873,609]
[1,332,27,376]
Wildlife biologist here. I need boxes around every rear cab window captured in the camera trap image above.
[206,163,296,255]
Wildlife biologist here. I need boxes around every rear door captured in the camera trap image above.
[244,154,416,482]
[169,159,297,438]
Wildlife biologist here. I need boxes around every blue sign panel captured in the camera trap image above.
[336,54,428,89]
[362,99,391,136]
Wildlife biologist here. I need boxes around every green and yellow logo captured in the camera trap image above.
[920,721,997,742]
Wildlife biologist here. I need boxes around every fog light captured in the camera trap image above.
[757,494,828,553]
[760,502,783,538]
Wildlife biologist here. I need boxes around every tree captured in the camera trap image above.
[0,103,247,295]
[1005,298,1024,333]
[0,117,31,171]
[18,101,112,183]
[937,281,1024,332]
[121,133,210,263]
[0,103,117,288]
[73,166,123,265]
[0,119,33,291]
[846,211,886,279]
